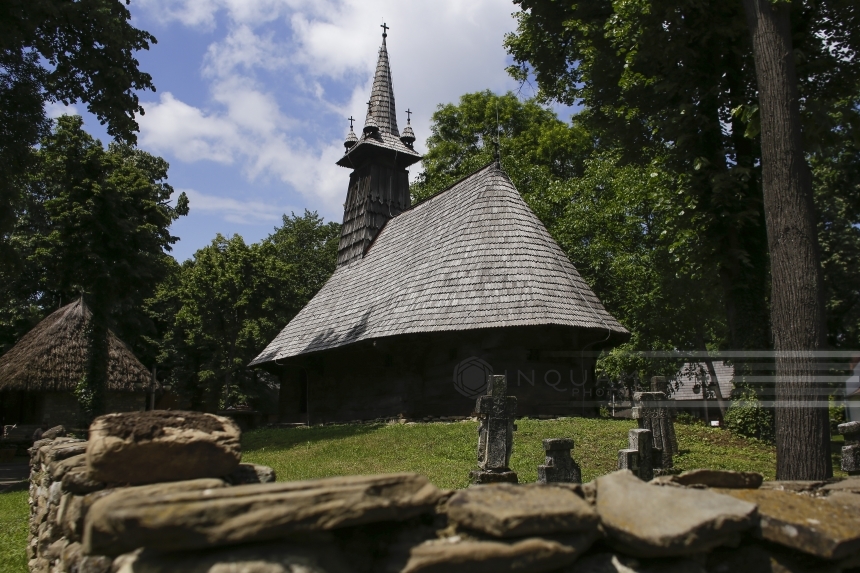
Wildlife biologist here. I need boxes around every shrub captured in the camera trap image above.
[724,388,774,443]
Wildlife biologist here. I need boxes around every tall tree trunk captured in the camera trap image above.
[742,0,830,479]
[83,296,108,423]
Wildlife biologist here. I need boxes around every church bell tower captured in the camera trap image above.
[335,24,422,267]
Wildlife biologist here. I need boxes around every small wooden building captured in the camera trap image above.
[251,30,629,422]
[0,299,150,430]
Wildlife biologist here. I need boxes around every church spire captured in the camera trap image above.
[364,23,398,137]
[335,24,421,267]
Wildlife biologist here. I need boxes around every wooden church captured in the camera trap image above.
[251,28,629,423]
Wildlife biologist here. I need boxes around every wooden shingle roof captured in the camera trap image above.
[251,163,629,365]
[336,32,420,169]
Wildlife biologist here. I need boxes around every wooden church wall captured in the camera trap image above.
[275,325,614,423]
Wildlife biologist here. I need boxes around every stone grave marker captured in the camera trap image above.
[537,438,581,484]
[470,375,518,484]
[631,376,678,471]
[840,421,860,476]
[617,428,664,481]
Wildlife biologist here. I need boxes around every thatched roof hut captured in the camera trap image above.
[0,299,150,392]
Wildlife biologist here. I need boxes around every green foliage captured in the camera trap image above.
[675,412,704,426]
[504,0,860,353]
[829,394,847,434]
[150,212,339,412]
[0,490,28,573]
[0,117,186,417]
[417,91,724,381]
[73,374,97,425]
[724,388,775,443]
[0,0,156,265]
[412,90,590,211]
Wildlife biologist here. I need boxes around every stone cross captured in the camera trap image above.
[537,438,581,484]
[839,421,860,476]
[631,376,678,470]
[617,428,663,481]
[471,374,518,484]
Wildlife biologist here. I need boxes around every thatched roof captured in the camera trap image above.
[251,163,629,366]
[0,299,150,392]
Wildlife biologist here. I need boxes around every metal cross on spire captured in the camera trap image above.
[348,116,355,130]
[405,108,412,123]
[380,22,389,38]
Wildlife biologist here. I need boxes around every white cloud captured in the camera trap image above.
[181,188,295,224]
[136,0,520,219]
[45,101,79,119]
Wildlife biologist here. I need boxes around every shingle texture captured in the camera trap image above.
[336,37,420,168]
[673,362,734,400]
[366,37,398,137]
[251,164,628,365]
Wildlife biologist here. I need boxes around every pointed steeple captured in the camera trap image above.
[364,23,398,137]
[335,24,421,267]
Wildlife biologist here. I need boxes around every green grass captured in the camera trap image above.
[0,417,843,573]
[0,489,28,573]
[242,417,786,488]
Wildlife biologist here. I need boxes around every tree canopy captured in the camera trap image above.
[0,0,156,263]
[504,0,860,356]
[149,212,340,413]
[0,115,186,419]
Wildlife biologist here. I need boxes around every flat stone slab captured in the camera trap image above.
[826,491,860,510]
[61,468,105,495]
[669,469,762,489]
[446,483,598,538]
[759,481,826,492]
[224,463,276,485]
[820,477,860,494]
[837,421,860,437]
[113,541,352,573]
[42,441,87,467]
[706,543,840,573]
[49,453,86,481]
[716,488,860,560]
[469,470,518,485]
[401,535,594,573]
[84,473,442,556]
[573,553,706,573]
[86,411,242,484]
[73,479,228,545]
[596,470,757,557]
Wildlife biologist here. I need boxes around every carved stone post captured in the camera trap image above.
[537,438,581,484]
[618,428,661,481]
[471,375,518,484]
[632,377,678,471]
[839,421,860,476]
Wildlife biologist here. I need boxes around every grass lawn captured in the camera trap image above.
[0,489,28,573]
[0,418,844,573]
[242,417,791,489]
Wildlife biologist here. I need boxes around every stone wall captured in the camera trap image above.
[27,411,860,573]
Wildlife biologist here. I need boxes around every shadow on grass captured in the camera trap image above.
[242,424,384,453]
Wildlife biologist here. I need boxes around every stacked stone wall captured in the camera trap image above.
[26,411,860,573]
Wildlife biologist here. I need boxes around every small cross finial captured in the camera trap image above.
[348,116,355,130]
[381,22,389,38]
[405,108,412,123]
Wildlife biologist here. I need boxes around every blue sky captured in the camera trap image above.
[50,0,572,261]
